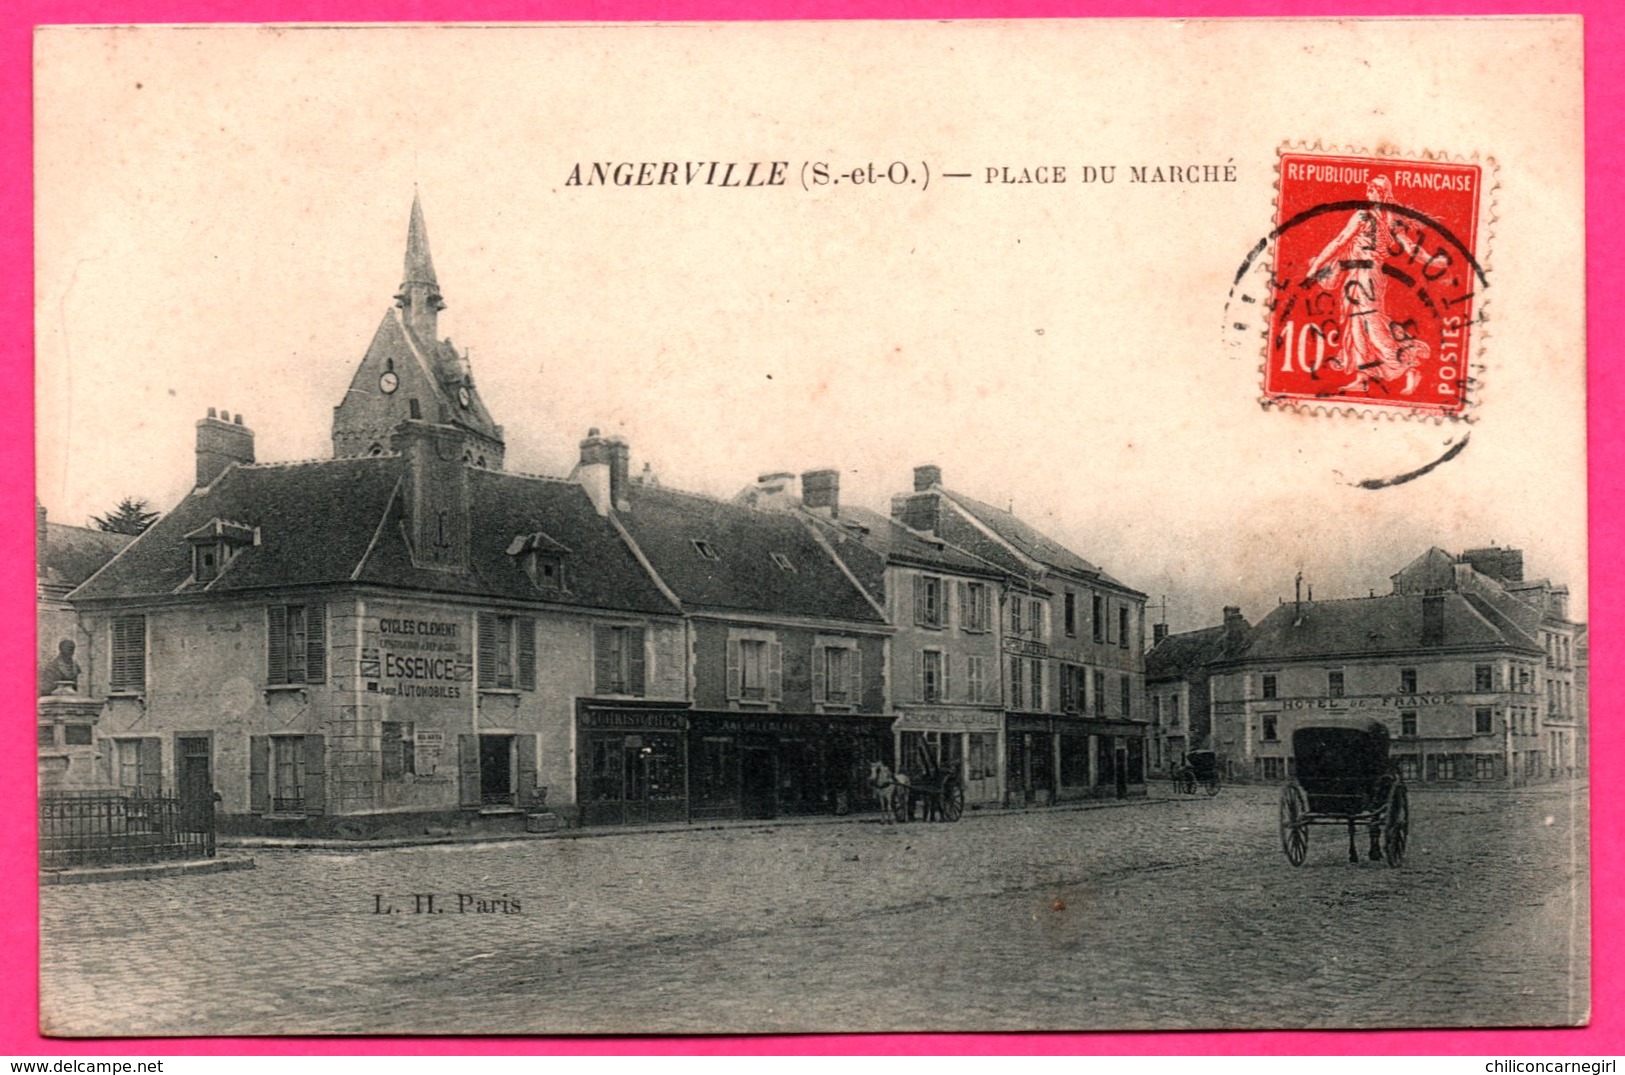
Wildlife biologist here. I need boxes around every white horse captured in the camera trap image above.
[868,761,910,823]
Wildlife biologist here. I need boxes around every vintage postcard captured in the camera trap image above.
[34,19,1586,1036]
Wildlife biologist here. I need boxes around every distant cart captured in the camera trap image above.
[1278,724,1409,867]
[895,742,965,823]
[1171,749,1222,796]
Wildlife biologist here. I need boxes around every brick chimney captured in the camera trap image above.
[913,464,942,492]
[1153,622,1169,645]
[196,409,255,487]
[892,492,940,535]
[1462,546,1524,584]
[390,420,470,572]
[573,429,631,516]
[750,472,797,513]
[801,468,840,517]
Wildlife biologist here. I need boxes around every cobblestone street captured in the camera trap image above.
[40,782,1588,1037]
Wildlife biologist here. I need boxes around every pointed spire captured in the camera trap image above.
[403,190,438,287]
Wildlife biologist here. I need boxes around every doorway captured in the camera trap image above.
[740,744,777,819]
[1114,746,1129,799]
[177,735,213,831]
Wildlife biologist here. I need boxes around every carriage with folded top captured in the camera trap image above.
[1171,749,1222,796]
[1278,722,1409,867]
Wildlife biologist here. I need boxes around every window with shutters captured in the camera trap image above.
[1092,594,1104,643]
[959,582,990,633]
[967,656,985,704]
[1118,607,1130,649]
[1030,601,1046,641]
[595,625,647,696]
[920,649,946,703]
[914,575,946,628]
[1064,591,1077,636]
[815,640,862,708]
[110,615,146,694]
[267,603,327,686]
[1010,598,1023,635]
[382,721,415,781]
[1009,657,1023,710]
[1093,670,1106,716]
[478,613,537,691]
[1029,658,1044,711]
[725,630,781,707]
[1060,664,1078,712]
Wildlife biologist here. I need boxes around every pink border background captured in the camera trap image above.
[6,0,1614,1057]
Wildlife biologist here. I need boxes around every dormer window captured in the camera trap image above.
[693,540,721,561]
[185,518,256,584]
[507,531,571,593]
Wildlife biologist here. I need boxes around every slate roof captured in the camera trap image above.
[936,488,1142,595]
[1389,547,1457,594]
[70,458,677,615]
[1229,592,1541,664]
[616,484,885,623]
[39,523,133,595]
[824,505,1004,575]
[1146,623,1251,682]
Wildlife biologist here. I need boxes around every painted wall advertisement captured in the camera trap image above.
[360,614,474,699]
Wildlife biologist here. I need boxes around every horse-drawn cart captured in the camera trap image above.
[1278,724,1409,867]
[894,765,965,822]
[1172,749,1222,796]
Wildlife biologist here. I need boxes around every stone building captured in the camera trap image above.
[890,465,1150,802]
[1208,547,1578,787]
[1143,607,1251,777]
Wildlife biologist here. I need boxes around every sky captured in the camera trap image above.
[33,22,1588,633]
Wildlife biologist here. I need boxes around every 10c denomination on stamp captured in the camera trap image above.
[1254,149,1488,418]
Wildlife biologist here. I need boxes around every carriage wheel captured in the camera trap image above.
[1279,784,1309,866]
[941,780,965,822]
[1203,775,1222,797]
[1382,782,1409,867]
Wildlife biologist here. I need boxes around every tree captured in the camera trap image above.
[92,497,159,535]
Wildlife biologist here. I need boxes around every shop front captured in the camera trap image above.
[1005,714,1057,805]
[894,707,1004,806]
[1008,715,1148,804]
[687,711,894,821]
[576,703,690,827]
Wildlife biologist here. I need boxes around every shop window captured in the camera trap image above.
[595,625,647,696]
[382,721,416,781]
[1060,735,1090,787]
[268,603,327,686]
[110,614,147,694]
[968,734,997,780]
[1261,757,1285,781]
[1475,755,1496,780]
[1398,756,1419,781]
[1476,664,1494,691]
[478,613,536,691]
[1475,707,1493,735]
[1436,755,1457,781]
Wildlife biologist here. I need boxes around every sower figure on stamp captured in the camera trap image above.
[1305,175,1429,396]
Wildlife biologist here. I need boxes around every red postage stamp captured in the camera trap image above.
[1260,150,1486,417]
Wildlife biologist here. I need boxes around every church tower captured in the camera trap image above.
[331,194,506,468]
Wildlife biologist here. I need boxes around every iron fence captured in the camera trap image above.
[39,791,216,870]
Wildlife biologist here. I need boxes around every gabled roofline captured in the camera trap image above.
[351,475,405,582]
[795,513,890,621]
[604,509,685,615]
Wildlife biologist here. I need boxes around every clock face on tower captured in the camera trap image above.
[379,371,399,395]
[457,386,472,408]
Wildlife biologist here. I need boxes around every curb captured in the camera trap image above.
[41,856,257,885]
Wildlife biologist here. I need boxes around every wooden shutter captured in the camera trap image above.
[266,606,288,685]
[458,734,481,808]
[518,617,537,691]
[305,603,327,684]
[850,648,864,709]
[303,735,326,815]
[138,738,163,795]
[594,625,615,693]
[768,641,783,702]
[477,614,497,689]
[942,652,952,703]
[626,628,646,697]
[913,575,926,625]
[916,651,926,703]
[725,639,742,701]
[517,734,539,805]
[942,579,953,628]
[111,615,146,692]
[957,582,970,631]
[811,646,827,704]
[249,736,270,813]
